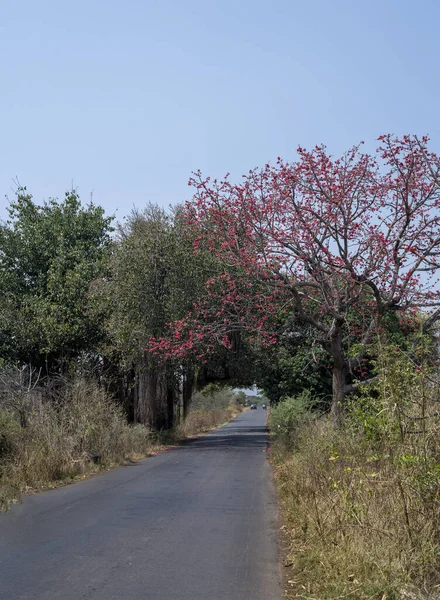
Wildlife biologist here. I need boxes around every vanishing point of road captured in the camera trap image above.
[0,410,281,600]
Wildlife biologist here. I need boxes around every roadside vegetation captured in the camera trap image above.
[175,385,245,438]
[269,339,440,599]
[0,373,243,511]
[0,374,152,510]
[0,187,246,511]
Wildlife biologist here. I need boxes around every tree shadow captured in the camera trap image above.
[180,426,269,451]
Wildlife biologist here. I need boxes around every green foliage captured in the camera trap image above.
[235,390,248,404]
[253,333,332,406]
[269,390,314,448]
[103,205,172,364]
[348,334,437,443]
[0,188,113,369]
[100,204,215,367]
[192,385,236,410]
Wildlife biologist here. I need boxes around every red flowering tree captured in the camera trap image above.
[151,135,440,421]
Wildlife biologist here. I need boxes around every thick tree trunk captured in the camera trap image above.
[133,372,138,424]
[155,366,169,430]
[330,327,346,426]
[135,354,165,429]
[136,359,179,430]
[194,366,208,391]
[125,366,137,424]
[138,364,157,426]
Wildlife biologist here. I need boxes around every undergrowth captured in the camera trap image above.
[0,378,154,510]
[270,342,440,599]
[175,386,244,438]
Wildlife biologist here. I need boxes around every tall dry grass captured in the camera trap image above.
[0,377,153,510]
[270,343,440,599]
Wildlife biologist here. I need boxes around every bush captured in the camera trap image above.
[194,385,237,410]
[269,390,314,449]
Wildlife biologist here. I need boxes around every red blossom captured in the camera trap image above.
[150,135,440,387]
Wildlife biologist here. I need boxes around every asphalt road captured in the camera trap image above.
[0,409,281,600]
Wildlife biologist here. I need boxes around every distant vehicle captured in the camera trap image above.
[250,404,257,410]
[262,404,267,410]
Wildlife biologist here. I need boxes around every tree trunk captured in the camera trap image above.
[137,359,178,430]
[330,327,346,426]
[166,379,175,429]
[194,366,208,391]
[331,364,345,425]
[138,364,157,426]
[155,366,169,430]
[133,371,138,424]
[182,369,194,419]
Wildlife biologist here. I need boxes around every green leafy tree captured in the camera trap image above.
[100,203,254,428]
[104,205,175,428]
[254,337,332,406]
[98,204,214,427]
[0,187,113,372]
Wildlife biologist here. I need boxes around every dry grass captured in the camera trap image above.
[176,406,241,437]
[0,378,154,510]
[270,351,440,599]
[175,388,244,438]
[273,423,440,599]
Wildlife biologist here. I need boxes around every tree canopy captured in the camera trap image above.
[0,188,113,371]
[150,135,440,420]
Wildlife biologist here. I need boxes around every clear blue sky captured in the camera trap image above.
[1,0,439,221]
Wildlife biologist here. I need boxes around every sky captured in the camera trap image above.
[1,0,439,222]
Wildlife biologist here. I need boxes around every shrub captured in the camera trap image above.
[269,390,314,449]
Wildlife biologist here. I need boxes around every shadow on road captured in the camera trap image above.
[181,425,269,452]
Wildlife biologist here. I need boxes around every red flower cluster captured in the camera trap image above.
[150,135,440,374]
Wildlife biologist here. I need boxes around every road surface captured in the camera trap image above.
[0,409,280,600]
